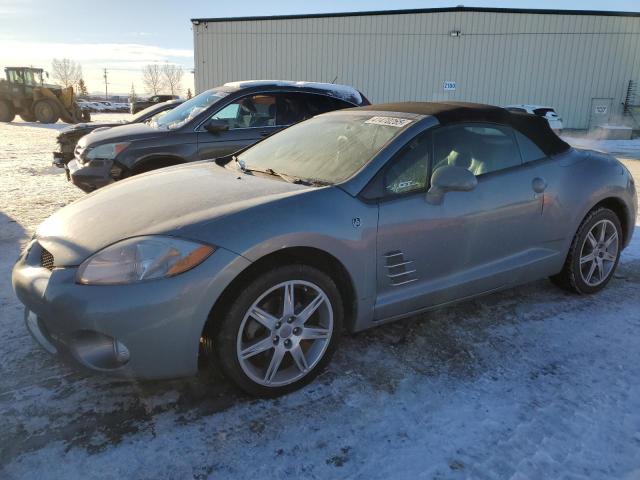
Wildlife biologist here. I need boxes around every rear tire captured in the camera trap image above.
[0,100,15,122]
[34,99,60,123]
[550,207,622,294]
[214,264,343,397]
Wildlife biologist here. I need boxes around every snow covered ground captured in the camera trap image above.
[563,132,640,161]
[0,117,639,479]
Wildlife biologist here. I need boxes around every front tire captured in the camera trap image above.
[34,99,60,123]
[551,207,622,294]
[214,264,343,397]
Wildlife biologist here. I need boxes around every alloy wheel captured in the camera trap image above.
[579,219,619,287]
[236,280,333,387]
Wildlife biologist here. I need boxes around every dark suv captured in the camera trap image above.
[53,99,183,167]
[68,81,370,192]
[130,94,180,114]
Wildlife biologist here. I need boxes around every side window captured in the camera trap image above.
[212,103,240,122]
[383,133,430,196]
[514,130,546,163]
[432,124,521,177]
[273,93,355,126]
[275,94,309,126]
[304,94,354,117]
[210,94,277,129]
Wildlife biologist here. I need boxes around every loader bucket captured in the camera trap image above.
[34,86,82,123]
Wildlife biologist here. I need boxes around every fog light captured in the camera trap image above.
[69,330,130,370]
[24,309,57,354]
[114,339,130,364]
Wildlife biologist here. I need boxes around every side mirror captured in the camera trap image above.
[427,165,477,204]
[204,119,229,134]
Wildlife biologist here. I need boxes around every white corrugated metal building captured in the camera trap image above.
[191,7,640,129]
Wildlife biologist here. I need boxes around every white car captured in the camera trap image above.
[505,104,563,132]
[113,102,131,112]
[88,102,108,112]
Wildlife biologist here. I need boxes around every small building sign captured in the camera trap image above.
[595,105,608,114]
[443,81,457,91]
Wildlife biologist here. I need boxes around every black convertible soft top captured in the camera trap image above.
[356,101,571,157]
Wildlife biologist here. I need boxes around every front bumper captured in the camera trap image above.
[52,151,67,169]
[67,159,115,192]
[12,241,251,379]
[53,142,75,168]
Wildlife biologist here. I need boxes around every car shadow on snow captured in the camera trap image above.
[0,211,26,255]
[0,211,26,327]
[17,164,67,177]
[6,120,68,131]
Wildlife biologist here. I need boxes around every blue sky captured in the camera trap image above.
[1,0,639,95]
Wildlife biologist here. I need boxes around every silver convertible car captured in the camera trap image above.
[13,102,637,396]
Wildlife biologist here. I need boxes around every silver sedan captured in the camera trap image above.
[12,102,637,396]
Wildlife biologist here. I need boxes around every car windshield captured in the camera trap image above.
[151,89,228,130]
[131,103,170,123]
[236,112,413,185]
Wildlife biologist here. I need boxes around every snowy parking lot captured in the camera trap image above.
[1,115,639,479]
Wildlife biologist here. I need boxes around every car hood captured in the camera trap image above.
[80,122,164,146]
[57,121,123,139]
[36,162,309,266]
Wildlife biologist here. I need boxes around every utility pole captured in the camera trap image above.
[103,68,108,101]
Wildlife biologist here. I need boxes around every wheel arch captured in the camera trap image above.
[591,196,632,248]
[130,154,186,174]
[199,246,358,367]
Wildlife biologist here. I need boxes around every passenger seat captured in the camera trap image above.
[447,149,485,176]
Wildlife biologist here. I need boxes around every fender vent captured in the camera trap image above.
[40,247,55,271]
[384,250,417,286]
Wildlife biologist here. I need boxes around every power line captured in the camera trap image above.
[98,65,195,72]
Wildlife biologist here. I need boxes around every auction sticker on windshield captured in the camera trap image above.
[364,116,413,128]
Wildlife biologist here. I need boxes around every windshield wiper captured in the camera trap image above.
[244,166,298,183]
[234,158,328,186]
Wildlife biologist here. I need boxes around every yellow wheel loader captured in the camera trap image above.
[0,67,90,124]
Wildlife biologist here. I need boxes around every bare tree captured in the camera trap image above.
[162,63,184,96]
[142,64,164,95]
[51,58,82,89]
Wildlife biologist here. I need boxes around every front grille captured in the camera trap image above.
[74,144,85,163]
[41,247,55,270]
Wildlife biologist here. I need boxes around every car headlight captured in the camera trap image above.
[76,236,216,285]
[85,142,130,161]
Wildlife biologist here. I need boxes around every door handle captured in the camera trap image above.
[532,177,547,194]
